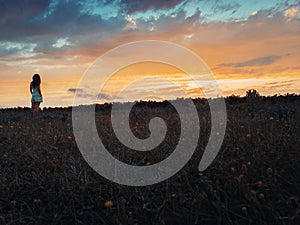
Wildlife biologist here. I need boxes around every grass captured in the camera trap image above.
[0,95,299,225]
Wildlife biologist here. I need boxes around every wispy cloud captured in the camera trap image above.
[217,55,282,68]
[52,37,72,48]
[97,93,112,101]
[68,88,115,101]
[68,88,83,93]
[68,88,94,99]
[213,2,241,13]
[119,0,183,14]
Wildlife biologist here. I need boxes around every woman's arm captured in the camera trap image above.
[38,85,42,96]
[30,82,33,94]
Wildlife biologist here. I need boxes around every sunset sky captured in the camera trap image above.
[0,0,299,108]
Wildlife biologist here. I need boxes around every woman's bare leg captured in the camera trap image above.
[31,102,40,116]
[36,103,40,113]
[31,102,36,116]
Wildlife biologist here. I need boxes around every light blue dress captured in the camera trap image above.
[31,86,43,103]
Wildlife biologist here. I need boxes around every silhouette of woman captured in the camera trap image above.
[30,74,43,115]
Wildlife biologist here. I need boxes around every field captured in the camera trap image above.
[0,94,299,225]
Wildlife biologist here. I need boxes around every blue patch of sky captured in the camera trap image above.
[187,0,298,22]
[37,0,299,25]
[130,1,186,21]
[213,0,298,22]
[229,0,298,20]
[129,0,299,23]
[34,0,300,23]
[40,0,123,20]
[79,0,122,20]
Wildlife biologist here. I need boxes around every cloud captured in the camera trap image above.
[217,56,282,68]
[118,0,184,14]
[97,93,112,100]
[0,42,36,56]
[214,2,240,13]
[79,0,122,20]
[251,11,258,16]
[123,15,137,30]
[284,8,299,18]
[68,88,83,93]
[68,88,113,101]
[0,0,53,41]
[52,37,72,48]
[0,0,128,63]
[68,87,94,98]
[0,0,51,23]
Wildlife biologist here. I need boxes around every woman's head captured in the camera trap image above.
[32,74,41,88]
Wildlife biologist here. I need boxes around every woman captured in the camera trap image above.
[30,74,43,115]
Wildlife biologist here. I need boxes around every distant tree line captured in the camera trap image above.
[1,90,299,112]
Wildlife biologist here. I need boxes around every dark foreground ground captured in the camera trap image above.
[0,95,299,225]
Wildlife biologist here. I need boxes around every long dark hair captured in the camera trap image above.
[32,74,41,88]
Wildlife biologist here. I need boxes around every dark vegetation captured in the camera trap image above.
[0,91,299,225]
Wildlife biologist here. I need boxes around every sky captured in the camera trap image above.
[0,0,299,108]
